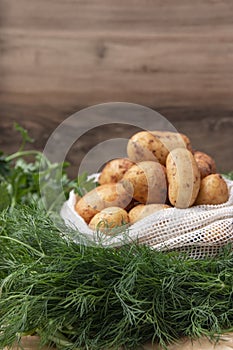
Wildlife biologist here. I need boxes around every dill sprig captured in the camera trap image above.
[1,206,233,350]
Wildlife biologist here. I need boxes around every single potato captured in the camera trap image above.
[75,183,132,223]
[98,158,134,185]
[129,203,171,224]
[193,151,217,179]
[89,207,129,234]
[195,174,229,205]
[127,131,158,163]
[122,161,167,204]
[150,131,193,165]
[166,148,201,208]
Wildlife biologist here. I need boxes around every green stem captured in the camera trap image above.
[5,150,41,162]
[0,236,45,258]
[45,330,78,348]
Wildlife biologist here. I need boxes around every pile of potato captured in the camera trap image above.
[75,130,229,234]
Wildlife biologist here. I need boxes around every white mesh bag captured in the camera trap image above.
[60,177,233,258]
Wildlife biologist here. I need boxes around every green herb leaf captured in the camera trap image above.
[0,206,233,350]
[0,182,11,211]
[224,171,233,180]
[14,122,34,151]
[0,152,10,177]
[73,172,98,197]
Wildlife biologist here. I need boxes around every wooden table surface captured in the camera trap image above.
[8,334,233,350]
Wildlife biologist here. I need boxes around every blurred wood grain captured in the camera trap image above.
[0,0,232,174]
[7,333,233,350]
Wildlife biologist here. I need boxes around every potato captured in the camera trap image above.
[179,133,193,153]
[193,151,217,179]
[127,131,158,163]
[127,130,192,166]
[150,130,193,154]
[166,148,201,208]
[195,174,229,205]
[75,183,132,223]
[98,158,134,185]
[89,207,129,234]
[122,161,167,204]
[129,203,171,224]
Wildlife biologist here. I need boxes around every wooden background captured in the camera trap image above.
[0,0,233,176]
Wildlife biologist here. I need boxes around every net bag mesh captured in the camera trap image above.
[61,177,233,259]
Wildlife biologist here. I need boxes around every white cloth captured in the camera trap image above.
[60,178,233,258]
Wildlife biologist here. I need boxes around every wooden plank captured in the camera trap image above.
[8,336,51,350]
[0,0,232,174]
[1,0,233,33]
[0,0,233,107]
[7,333,233,350]
[1,28,233,108]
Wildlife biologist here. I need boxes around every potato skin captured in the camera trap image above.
[166,148,201,208]
[127,130,192,166]
[122,161,167,204]
[179,133,193,153]
[98,158,134,185]
[129,204,171,224]
[75,183,132,223]
[127,131,158,163]
[89,207,129,234]
[193,151,217,179]
[150,131,193,165]
[195,174,229,205]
